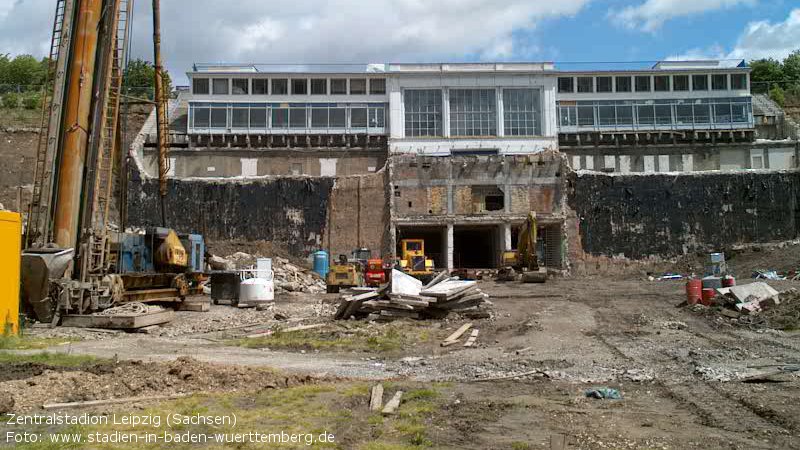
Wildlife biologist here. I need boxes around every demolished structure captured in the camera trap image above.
[125,60,799,270]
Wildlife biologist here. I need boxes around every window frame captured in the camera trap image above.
[503,88,541,136]
[310,78,327,95]
[252,79,268,95]
[212,78,229,95]
[557,77,574,93]
[731,73,747,90]
[291,78,308,95]
[192,78,210,95]
[615,76,632,93]
[330,78,347,95]
[449,88,498,137]
[635,76,651,92]
[369,78,386,95]
[673,75,689,92]
[271,79,288,95]
[349,78,367,95]
[654,75,670,92]
[231,78,249,95]
[404,89,443,137]
[712,74,728,91]
[577,77,594,93]
[596,76,612,93]
[692,74,708,91]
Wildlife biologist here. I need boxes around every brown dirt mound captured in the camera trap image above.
[0,356,319,412]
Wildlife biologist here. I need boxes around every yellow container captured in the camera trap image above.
[0,211,21,335]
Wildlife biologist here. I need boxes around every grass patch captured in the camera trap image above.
[17,382,449,450]
[231,322,434,355]
[0,351,102,367]
[0,334,79,350]
[0,107,40,128]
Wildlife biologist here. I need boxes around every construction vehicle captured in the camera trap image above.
[326,253,364,293]
[20,0,204,325]
[365,259,387,287]
[398,239,435,281]
[498,212,547,283]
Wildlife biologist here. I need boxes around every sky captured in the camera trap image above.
[0,0,799,85]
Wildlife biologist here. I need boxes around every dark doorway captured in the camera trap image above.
[453,226,499,269]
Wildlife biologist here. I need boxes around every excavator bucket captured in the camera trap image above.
[20,248,74,322]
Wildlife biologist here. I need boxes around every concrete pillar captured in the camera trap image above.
[446,223,454,271]
[503,223,512,251]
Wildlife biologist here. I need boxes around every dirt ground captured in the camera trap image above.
[5,264,799,449]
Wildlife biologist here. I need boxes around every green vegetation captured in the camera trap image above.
[0,351,100,367]
[17,382,448,450]
[0,334,79,350]
[231,322,434,355]
[123,58,172,100]
[750,50,800,106]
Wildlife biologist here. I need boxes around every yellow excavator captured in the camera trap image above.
[498,212,547,283]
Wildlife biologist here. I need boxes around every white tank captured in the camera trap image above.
[239,277,274,306]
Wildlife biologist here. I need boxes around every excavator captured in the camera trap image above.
[498,212,548,283]
[20,0,203,325]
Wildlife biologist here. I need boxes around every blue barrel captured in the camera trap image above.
[313,251,329,278]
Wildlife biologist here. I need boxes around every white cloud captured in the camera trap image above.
[666,9,800,62]
[609,0,756,32]
[0,0,589,84]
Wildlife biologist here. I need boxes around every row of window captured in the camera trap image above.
[189,103,386,130]
[557,98,752,129]
[404,88,542,138]
[558,73,748,94]
[192,77,387,96]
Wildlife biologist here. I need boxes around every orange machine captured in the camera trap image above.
[365,259,386,287]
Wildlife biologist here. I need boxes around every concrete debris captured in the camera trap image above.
[210,253,326,294]
[333,271,490,321]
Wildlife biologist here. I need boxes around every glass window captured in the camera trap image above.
[271,79,288,95]
[693,103,710,123]
[673,75,689,91]
[291,79,307,95]
[350,107,367,127]
[712,74,728,90]
[637,104,655,125]
[311,79,327,95]
[558,77,574,93]
[368,107,385,127]
[249,107,267,128]
[692,75,708,91]
[369,79,386,95]
[231,107,248,127]
[350,79,367,95]
[616,76,632,92]
[713,102,732,123]
[330,108,346,127]
[654,76,670,92]
[210,108,227,127]
[598,103,615,126]
[311,107,328,127]
[655,104,672,125]
[577,104,594,126]
[616,103,633,125]
[232,79,248,95]
[404,89,442,137]
[193,78,209,95]
[731,74,747,90]
[596,77,612,93]
[504,89,541,135]
[731,101,749,122]
[676,103,693,124]
[558,104,576,127]
[449,89,497,137]
[192,106,209,127]
[272,108,288,128]
[331,79,347,95]
[252,79,267,95]
[289,107,307,128]
[577,77,593,93]
[212,79,229,95]
[635,76,651,92]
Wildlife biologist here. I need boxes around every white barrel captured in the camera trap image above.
[239,277,274,306]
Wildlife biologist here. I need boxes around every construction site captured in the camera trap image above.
[1,0,800,449]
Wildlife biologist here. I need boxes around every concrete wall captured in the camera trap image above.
[141,149,386,178]
[568,170,800,259]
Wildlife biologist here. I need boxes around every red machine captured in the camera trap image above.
[365,259,387,287]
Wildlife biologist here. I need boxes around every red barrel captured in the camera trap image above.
[722,276,736,287]
[701,288,716,306]
[686,279,702,305]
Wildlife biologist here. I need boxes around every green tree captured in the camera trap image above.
[122,58,172,100]
[749,58,784,94]
[768,85,785,107]
[782,50,800,86]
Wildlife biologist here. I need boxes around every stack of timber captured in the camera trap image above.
[334,270,491,321]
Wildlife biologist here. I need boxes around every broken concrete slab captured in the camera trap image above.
[391,269,422,296]
[728,282,779,304]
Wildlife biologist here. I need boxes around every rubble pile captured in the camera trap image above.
[334,270,492,321]
[698,282,800,330]
[208,253,325,294]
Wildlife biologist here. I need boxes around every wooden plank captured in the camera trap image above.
[177,301,210,312]
[463,329,479,347]
[61,310,175,330]
[281,323,326,333]
[44,393,189,410]
[382,391,404,415]
[441,323,473,346]
[369,384,384,411]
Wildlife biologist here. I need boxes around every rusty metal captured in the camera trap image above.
[152,0,170,226]
[26,0,77,248]
[52,0,103,249]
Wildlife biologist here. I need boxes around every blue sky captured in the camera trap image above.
[1,0,799,84]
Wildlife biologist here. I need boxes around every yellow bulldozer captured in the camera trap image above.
[498,212,547,283]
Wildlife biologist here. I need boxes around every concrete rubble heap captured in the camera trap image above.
[209,252,326,294]
[335,270,492,321]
